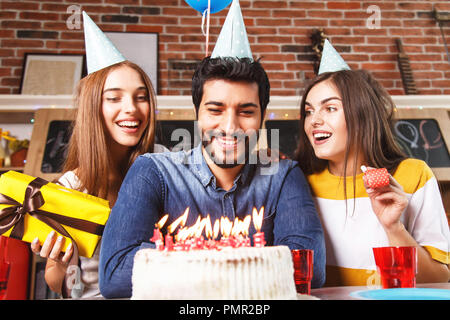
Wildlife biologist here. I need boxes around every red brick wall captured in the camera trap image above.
[1,0,449,95]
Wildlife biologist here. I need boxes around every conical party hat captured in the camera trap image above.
[82,11,126,74]
[318,39,350,74]
[211,0,252,60]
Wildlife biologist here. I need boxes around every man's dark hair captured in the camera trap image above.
[192,57,270,114]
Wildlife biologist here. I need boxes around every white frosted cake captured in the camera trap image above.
[131,245,297,300]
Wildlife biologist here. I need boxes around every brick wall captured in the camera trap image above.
[1,0,449,96]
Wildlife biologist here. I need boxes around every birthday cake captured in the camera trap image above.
[131,245,297,300]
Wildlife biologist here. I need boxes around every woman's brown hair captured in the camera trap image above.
[63,60,156,200]
[295,70,406,198]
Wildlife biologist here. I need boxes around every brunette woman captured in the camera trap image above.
[296,69,449,286]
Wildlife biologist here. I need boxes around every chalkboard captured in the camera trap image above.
[156,120,197,151]
[265,120,299,159]
[41,120,72,173]
[394,119,450,167]
[24,108,76,182]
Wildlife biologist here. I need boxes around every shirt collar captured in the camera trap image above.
[189,144,254,189]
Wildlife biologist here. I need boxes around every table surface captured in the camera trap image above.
[310,282,450,300]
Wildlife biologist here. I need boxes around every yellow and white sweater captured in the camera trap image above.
[307,158,450,287]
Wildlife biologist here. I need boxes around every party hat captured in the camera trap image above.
[211,0,252,60]
[82,11,126,74]
[318,39,350,74]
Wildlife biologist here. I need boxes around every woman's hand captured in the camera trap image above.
[363,168,409,233]
[30,230,73,264]
[30,231,74,294]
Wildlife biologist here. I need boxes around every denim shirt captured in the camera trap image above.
[99,145,326,298]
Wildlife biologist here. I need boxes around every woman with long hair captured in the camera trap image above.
[31,60,158,297]
[296,69,449,286]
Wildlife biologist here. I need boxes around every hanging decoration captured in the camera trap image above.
[184,0,233,56]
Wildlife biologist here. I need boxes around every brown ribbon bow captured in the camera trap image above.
[0,177,105,298]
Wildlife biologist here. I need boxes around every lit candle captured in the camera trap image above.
[165,233,174,251]
[242,215,251,247]
[252,207,265,247]
[193,236,204,250]
[151,228,164,251]
[185,238,194,251]
[205,238,217,250]
[151,214,168,251]
[233,235,244,248]
[220,236,231,248]
[253,232,266,248]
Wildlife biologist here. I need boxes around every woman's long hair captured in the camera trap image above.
[295,70,406,200]
[63,60,156,199]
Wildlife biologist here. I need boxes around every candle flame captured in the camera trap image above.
[231,217,240,236]
[168,207,190,234]
[242,215,251,236]
[205,215,213,239]
[190,215,201,237]
[221,216,233,238]
[175,226,188,242]
[213,219,220,239]
[194,215,207,238]
[165,207,264,248]
[156,214,169,229]
[252,206,264,232]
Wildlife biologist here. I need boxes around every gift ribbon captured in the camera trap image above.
[0,177,105,298]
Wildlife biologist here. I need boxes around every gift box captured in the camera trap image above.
[0,170,110,258]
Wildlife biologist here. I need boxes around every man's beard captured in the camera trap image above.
[201,129,258,169]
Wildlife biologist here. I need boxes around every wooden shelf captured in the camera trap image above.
[0,166,24,172]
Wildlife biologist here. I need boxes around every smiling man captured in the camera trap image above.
[98,56,326,298]
[193,57,269,190]
[99,0,325,298]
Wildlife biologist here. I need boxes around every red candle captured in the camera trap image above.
[252,206,265,247]
[241,236,248,247]
[253,232,265,247]
[233,235,244,248]
[153,215,169,251]
[206,239,217,250]
[193,236,204,250]
[185,238,194,251]
[220,237,231,248]
[150,228,164,251]
[174,239,184,251]
[165,233,174,251]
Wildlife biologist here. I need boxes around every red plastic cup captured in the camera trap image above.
[0,260,10,300]
[291,249,314,295]
[373,246,417,289]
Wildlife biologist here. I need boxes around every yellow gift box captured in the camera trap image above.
[0,170,110,258]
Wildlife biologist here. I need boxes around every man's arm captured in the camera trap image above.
[273,164,326,288]
[99,156,163,298]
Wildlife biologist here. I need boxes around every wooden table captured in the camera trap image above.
[310,283,450,300]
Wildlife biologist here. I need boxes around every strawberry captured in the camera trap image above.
[363,167,390,189]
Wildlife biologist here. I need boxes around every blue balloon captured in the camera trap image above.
[184,0,232,14]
